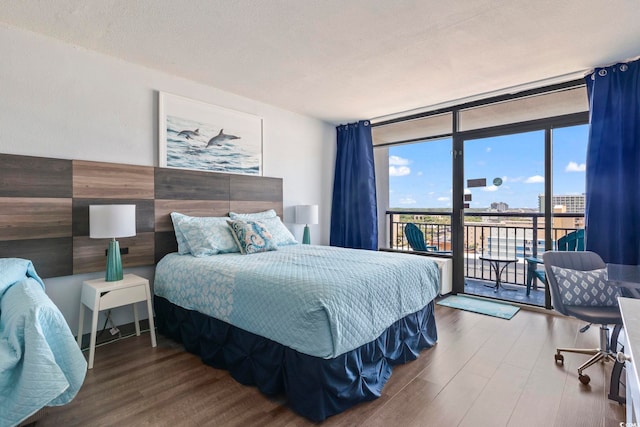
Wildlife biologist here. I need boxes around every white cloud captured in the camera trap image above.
[389,155,410,166]
[389,166,411,176]
[566,161,586,172]
[486,147,492,152]
[524,175,544,184]
[464,188,471,194]
[417,171,423,176]
[482,185,499,192]
[437,197,450,202]
[428,191,435,195]
[399,197,416,205]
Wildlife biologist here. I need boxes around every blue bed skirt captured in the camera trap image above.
[154,296,438,422]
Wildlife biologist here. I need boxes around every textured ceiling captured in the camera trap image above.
[1,0,639,124]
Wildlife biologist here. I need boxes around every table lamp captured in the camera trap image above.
[295,205,318,245]
[89,204,136,281]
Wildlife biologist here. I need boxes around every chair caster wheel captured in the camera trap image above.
[555,354,564,364]
[579,374,591,385]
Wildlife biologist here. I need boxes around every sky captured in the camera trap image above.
[388,124,588,210]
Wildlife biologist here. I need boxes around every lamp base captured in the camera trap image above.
[105,239,123,282]
[302,225,311,245]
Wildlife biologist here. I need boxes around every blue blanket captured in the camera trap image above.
[155,245,440,358]
[0,259,87,427]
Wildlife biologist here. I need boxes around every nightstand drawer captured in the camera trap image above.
[100,285,147,310]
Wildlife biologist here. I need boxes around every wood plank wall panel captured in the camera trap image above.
[1,153,284,277]
[154,168,234,261]
[73,233,155,274]
[154,200,230,232]
[0,197,72,240]
[73,199,155,236]
[0,154,72,198]
[155,168,230,200]
[229,175,283,217]
[0,238,73,278]
[73,161,154,199]
[0,154,73,278]
[71,161,155,272]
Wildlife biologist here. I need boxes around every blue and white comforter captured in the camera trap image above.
[0,259,87,427]
[155,245,439,358]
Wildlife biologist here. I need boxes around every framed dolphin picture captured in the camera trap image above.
[159,92,263,175]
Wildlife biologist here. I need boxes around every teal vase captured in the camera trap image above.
[105,239,123,281]
[302,225,311,245]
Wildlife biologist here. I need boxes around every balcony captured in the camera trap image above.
[386,210,585,307]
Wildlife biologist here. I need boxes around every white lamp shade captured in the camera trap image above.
[89,205,136,239]
[295,205,319,225]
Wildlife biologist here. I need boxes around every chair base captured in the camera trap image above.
[554,325,616,385]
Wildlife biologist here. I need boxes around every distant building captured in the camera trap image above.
[490,201,509,212]
[538,194,585,213]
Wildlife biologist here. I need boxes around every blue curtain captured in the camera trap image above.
[330,120,378,250]
[585,59,640,265]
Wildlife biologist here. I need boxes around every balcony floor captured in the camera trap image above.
[463,278,545,307]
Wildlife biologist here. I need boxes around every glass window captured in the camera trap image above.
[388,138,452,210]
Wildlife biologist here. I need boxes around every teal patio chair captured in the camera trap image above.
[404,223,438,252]
[525,229,585,296]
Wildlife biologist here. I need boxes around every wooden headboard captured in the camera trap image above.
[0,153,283,278]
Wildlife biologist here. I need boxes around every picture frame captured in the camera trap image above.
[159,92,263,175]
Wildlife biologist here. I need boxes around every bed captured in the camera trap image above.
[154,237,440,421]
[0,258,87,426]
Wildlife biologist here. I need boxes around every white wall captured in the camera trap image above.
[0,23,335,333]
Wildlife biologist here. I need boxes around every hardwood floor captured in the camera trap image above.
[39,305,626,426]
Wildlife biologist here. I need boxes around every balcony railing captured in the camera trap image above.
[387,210,585,287]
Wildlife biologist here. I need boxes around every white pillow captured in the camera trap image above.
[229,209,277,220]
[259,216,298,246]
[170,212,192,255]
[170,212,239,257]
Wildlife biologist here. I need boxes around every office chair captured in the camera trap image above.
[543,251,622,385]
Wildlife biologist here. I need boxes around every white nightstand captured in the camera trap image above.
[77,273,157,369]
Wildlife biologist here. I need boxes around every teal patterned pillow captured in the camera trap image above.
[170,212,192,255]
[259,216,298,246]
[551,266,620,306]
[227,219,277,255]
[229,209,277,220]
[171,212,240,257]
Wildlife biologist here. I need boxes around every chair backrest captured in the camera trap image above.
[557,229,585,252]
[405,223,428,251]
[543,251,606,316]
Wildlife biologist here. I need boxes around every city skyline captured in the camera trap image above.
[389,124,589,210]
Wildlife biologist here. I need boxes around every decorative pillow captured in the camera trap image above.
[170,212,240,257]
[551,266,620,307]
[259,216,299,246]
[229,209,277,220]
[227,219,277,255]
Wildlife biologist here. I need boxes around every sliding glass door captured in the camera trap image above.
[455,124,588,308]
[461,130,546,306]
